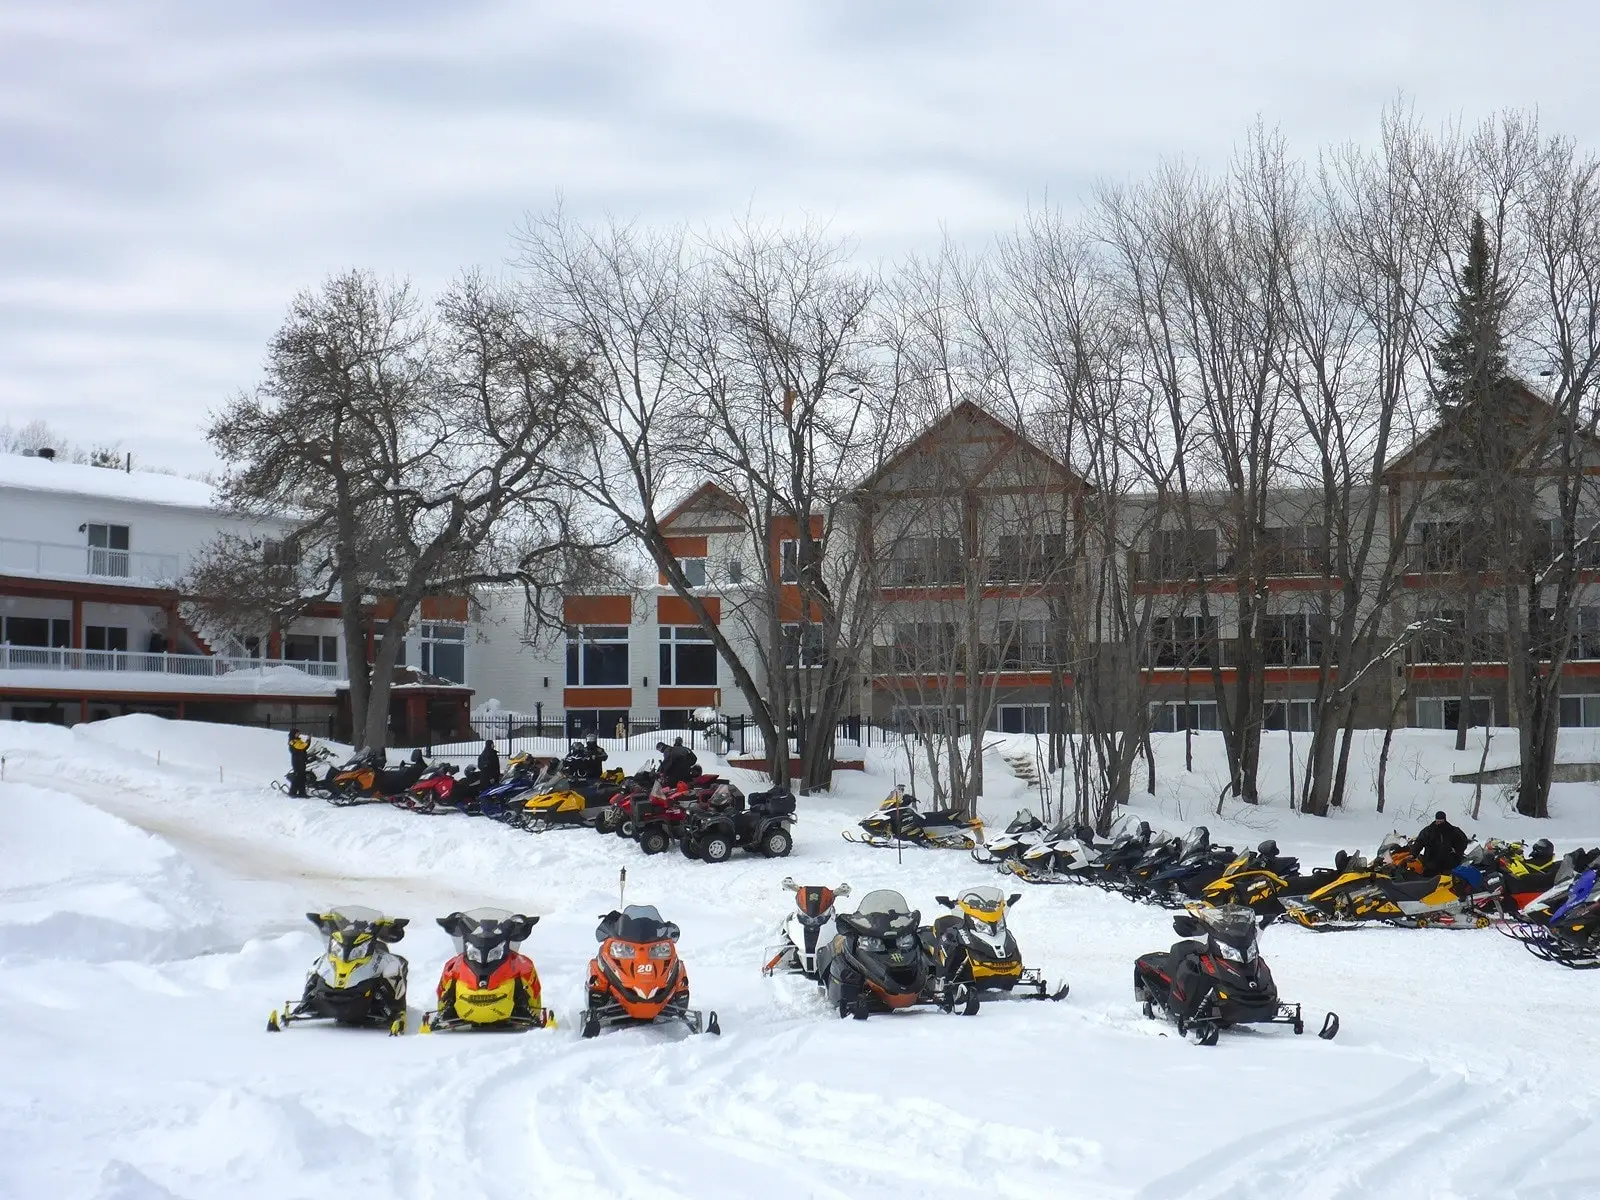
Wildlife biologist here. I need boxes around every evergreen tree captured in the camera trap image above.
[1431,213,1512,413]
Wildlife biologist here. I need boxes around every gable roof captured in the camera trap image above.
[656,480,745,532]
[856,399,1091,496]
[1382,378,1600,479]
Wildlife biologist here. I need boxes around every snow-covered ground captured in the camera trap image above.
[3,715,1599,1199]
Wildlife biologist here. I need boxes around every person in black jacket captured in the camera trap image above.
[477,739,501,786]
[1412,811,1469,876]
[287,729,310,797]
[658,737,699,788]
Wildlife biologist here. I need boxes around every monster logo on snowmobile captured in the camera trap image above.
[844,788,983,851]
[581,904,719,1037]
[929,887,1067,1001]
[762,878,851,979]
[815,889,980,1019]
[267,907,410,1034]
[1133,905,1339,1046]
[420,909,551,1033]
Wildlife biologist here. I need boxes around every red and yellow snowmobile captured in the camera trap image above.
[420,909,552,1033]
[267,907,409,1034]
[581,905,719,1037]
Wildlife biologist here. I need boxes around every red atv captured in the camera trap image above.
[632,776,727,855]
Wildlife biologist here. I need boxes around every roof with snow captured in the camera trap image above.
[0,453,220,510]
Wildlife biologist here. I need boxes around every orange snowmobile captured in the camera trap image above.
[581,904,720,1037]
[420,908,552,1033]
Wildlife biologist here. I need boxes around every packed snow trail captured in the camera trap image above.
[3,716,1600,1199]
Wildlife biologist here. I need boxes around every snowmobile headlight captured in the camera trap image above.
[972,916,1002,936]
[1216,941,1256,964]
[648,942,674,959]
[857,936,887,952]
[466,943,482,963]
[610,940,635,958]
[896,933,917,949]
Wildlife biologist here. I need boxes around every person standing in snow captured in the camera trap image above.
[287,729,310,797]
[1412,811,1469,876]
[477,738,501,786]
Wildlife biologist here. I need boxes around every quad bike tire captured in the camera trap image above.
[639,828,670,856]
[679,837,699,859]
[701,835,733,864]
[619,820,636,839]
[760,827,793,858]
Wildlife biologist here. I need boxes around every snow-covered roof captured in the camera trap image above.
[0,453,219,511]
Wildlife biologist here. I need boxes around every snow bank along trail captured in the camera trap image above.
[2,715,1598,1199]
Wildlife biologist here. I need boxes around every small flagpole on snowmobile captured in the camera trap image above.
[619,866,627,909]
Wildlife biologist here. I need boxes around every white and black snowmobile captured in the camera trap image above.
[970,810,1048,865]
[762,877,851,980]
[1133,905,1338,1046]
[268,907,410,1034]
[1008,817,1127,884]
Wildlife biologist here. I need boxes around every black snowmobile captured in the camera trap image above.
[816,889,980,1018]
[267,907,410,1034]
[1133,905,1339,1046]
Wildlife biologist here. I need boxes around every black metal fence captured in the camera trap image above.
[426,713,752,762]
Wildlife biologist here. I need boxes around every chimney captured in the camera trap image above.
[36,447,56,461]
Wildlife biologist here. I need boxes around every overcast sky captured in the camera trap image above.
[4,0,1598,473]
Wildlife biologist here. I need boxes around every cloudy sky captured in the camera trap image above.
[4,0,1597,473]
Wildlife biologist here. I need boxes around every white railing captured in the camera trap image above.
[0,645,340,679]
[0,536,181,584]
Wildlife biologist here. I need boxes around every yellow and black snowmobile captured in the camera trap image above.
[267,907,410,1034]
[518,766,627,832]
[925,887,1067,1000]
[1280,839,1492,931]
[844,788,984,850]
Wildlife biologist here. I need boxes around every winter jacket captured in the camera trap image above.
[477,742,501,782]
[288,734,310,771]
[1413,820,1470,875]
[659,744,700,788]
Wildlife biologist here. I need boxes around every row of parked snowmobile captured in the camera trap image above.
[970,808,1600,964]
[278,740,797,864]
[267,902,720,1039]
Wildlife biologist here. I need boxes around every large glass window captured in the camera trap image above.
[1560,694,1600,727]
[993,704,1049,734]
[285,634,339,664]
[420,623,466,683]
[1415,696,1493,729]
[1,616,70,648]
[567,626,629,686]
[679,558,707,587]
[1263,699,1314,732]
[659,625,716,685]
[781,622,825,668]
[1148,700,1219,733]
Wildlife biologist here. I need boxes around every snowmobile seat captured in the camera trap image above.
[1389,876,1452,901]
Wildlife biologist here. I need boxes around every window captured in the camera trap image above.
[781,622,825,668]
[885,536,962,586]
[372,621,407,667]
[84,625,128,670]
[996,620,1054,668]
[419,623,466,683]
[891,621,958,670]
[659,625,716,685]
[284,634,339,664]
[1259,526,1328,576]
[727,559,743,584]
[1148,700,1219,733]
[1147,615,1217,668]
[1146,528,1217,581]
[1260,614,1325,667]
[1,616,71,647]
[989,535,1068,583]
[567,625,629,686]
[1560,694,1600,727]
[993,704,1049,734]
[566,709,630,738]
[1415,696,1494,729]
[679,558,707,587]
[1263,699,1314,732]
[780,539,799,583]
[86,523,130,577]
[263,538,300,567]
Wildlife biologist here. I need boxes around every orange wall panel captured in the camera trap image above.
[657,595,720,625]
[421,596,469,622]
[563,595,632,625]
[658,686,720,707]
[664,536,709,558]
[563,687,633,707]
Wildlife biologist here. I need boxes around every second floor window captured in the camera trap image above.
[1260,613,1326,666]
[86,523,130,577]
[1148,614,1217,668]
[285,634,339,664]
[782,622,825,668]
[567,625,628,686]
[658,625,716,685]
[420,623,466,683]
[679,558,707,587]
[1147,528,1217,581]
[780,539,799,583]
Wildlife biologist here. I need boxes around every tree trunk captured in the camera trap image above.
[1454,604,1476,752]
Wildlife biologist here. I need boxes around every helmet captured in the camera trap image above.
[586,733,598,746]
[1530,838,1555,865]
[1257,839,1279,858]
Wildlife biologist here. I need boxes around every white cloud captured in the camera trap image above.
[3,0,1598,471]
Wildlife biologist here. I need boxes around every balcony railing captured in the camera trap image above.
[1132,548,1330,583]
[0,537,181,585]
[0,645,340,679]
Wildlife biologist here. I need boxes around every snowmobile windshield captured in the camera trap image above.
[1179,827,1211,858]
[610,904,674,944]
[324,907,386,960]
[1203,906,1259,962]
[454,907,525,965]
[958,887,1007,933]
[852,890,919,934]
[1005,811,1039,833]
